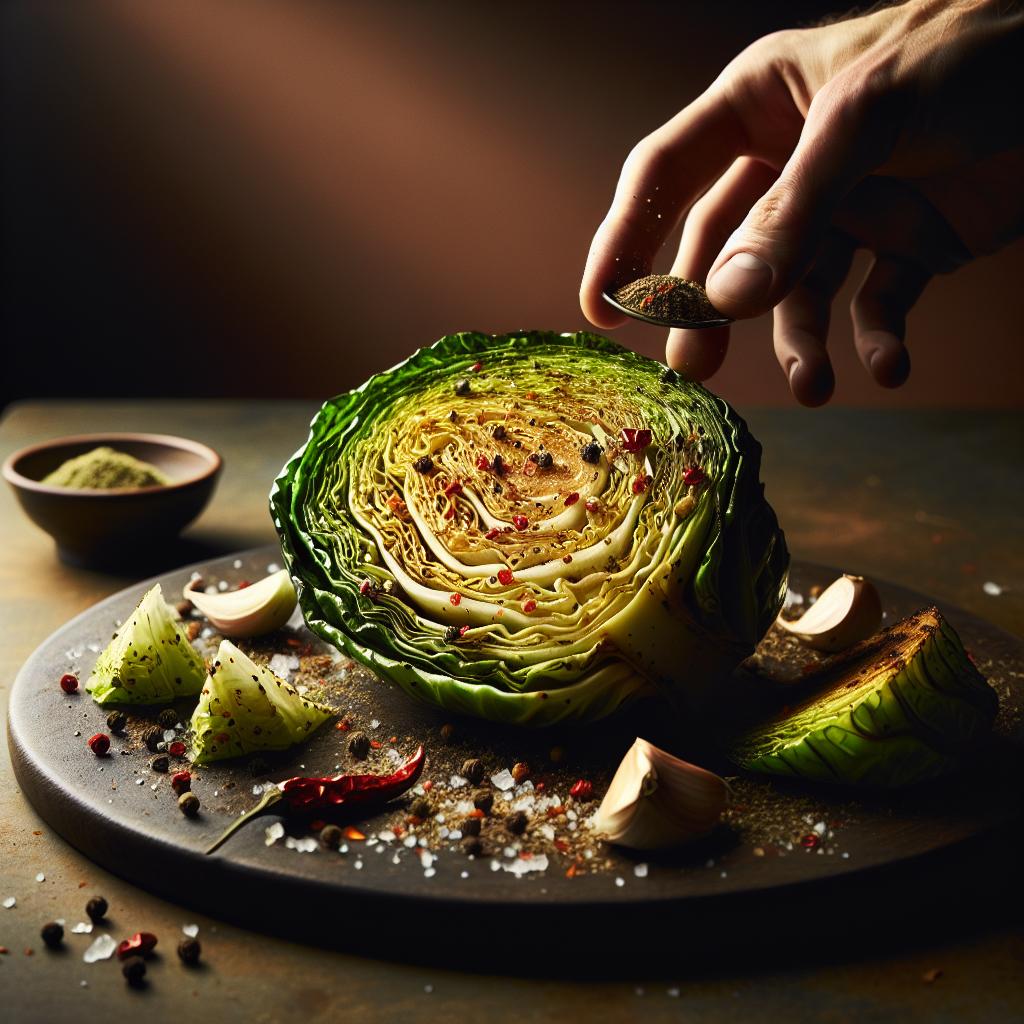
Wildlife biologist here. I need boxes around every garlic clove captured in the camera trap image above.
[594,738,727,851]
[184,569,297,638]
[776,574,882,653]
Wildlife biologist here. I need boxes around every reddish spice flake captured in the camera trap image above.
[470,361,483,373]
[238,580,252,589]
[468,808,485,819]
[497,568,515,586]
[525,391,537,400]
[564,492,580,507]
[444,480,464,497]
[800,833,820,849]
[359,579,373,596]
[342,825,366,841]
[484,527,501,540]
[59,673,79,694]
[565,863,578,878]
[422,780,433,791]
[336,718,352,732]
[585,497,600,513]
[386,494,409,518]
[683,466,706,487]
[310,819,325,832]
[370,740,382,749]
[522,460,537,477]
[631,473,650,494]
[169,741,186,758]
[522,599,537,614]
[512,514,529,531]
[535,782,546,792]
[547,805,566,817]
[170,770,191,795]
[87,733,110,756]
[554,838,570,853]
[443,504,456,520]
[562,554,573,563]
[570,779,594,800]
[450,593,462,606]
[459,625,470,638]
[475,455,491,471]
[620,428,652,453]
[116,932,157,960]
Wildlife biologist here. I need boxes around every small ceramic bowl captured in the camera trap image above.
[3,433,222,568]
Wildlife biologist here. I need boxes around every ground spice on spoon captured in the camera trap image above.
[612,274,723,324]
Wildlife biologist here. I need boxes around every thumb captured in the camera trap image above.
[706,79,902,319]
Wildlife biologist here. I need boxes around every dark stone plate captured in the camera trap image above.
[9,546,1023,961]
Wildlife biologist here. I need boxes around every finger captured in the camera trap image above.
[772,230,856,406]
[706,76,905,320]
[666,157,778,379]
[850,256,930,389]
[580,91,746,328]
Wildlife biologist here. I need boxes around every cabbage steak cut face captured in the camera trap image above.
[271,331,789,726]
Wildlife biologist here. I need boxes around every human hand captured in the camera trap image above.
[580,0,1024,405]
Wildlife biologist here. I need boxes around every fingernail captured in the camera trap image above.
[708,252,772,310]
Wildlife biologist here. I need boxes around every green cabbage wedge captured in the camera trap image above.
[272,331,788,725]
[189,639,333,764]
[86,584,207,704]
[731,607,1000,787]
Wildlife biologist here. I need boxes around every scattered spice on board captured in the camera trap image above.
[611,274,723,323]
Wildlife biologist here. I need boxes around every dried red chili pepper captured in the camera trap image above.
[564,492,580,507]
[449,593,462,607]
[512,514,529,531]
[205,747,426,855]
[631,473,650,494]
[683,466,706,487]
[475,455,491,471]
[484,527,501,540]
[570,779,594,800]
[444,480,464,497]
[470,361,483,373]
[497,568,515,586]
[116,932,157,960]
[620,428,652,454]
[521,599,537,613]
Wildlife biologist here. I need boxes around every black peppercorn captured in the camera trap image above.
[178,792,200,818]
[106,710,128,735]
[472,789,494,814]
[85,896,108,923]
[443,626,461,644]
[143,727,163,753]
[454,378,470,396]
[461,758,485,785]
[249,757,270,777]
[410,797,432,820]
[661,367,678,384]
[348,732,371,759]
[320,824,343,849]
[40,922,63,948]
[439,723,455,744]
[462,835,483,856]
[157,708,179,729]
[492,425,507,440]
[492,454,505,475]
[512,440,522,449]
[122,956,147,986]
[413,455,434,474]
[150,754,170,773]
[462,816,482,836]
[177,937,202,966]
[538,452,554,469]
[581,441,603,464]
[507,811,529,835]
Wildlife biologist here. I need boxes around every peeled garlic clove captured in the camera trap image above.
[776,574,882,653]
[184,569,297,637]
[594,738,727,851]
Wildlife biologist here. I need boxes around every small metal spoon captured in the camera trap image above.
[602,289,732,330]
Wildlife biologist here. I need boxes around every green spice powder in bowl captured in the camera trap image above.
[3,432,222,568]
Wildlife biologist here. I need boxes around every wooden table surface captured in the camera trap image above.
[2,400,1022,1022]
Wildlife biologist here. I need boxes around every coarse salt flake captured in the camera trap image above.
[71,922,93,934]
[983,581,1003,596]
[35,873,45,883]
[615,877,625,888]
[284,836,318,853]
[633,863,649,878]
[83,934,117,963]
[264,822,285,846]
[182,924,199,938]
[491,769,515,791]
[503,854,549,876]
[3,897,15,909]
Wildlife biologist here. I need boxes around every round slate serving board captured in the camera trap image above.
[9,547,1024,958]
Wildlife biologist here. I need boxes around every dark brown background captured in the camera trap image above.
[2,0,1023,410]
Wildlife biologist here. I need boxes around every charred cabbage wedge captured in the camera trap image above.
[731,607,999,787]
[271,331,788,725]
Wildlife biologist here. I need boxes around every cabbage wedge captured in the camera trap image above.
[86,584,206,704]
[189,639,333,764]
[272,331,788,725]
